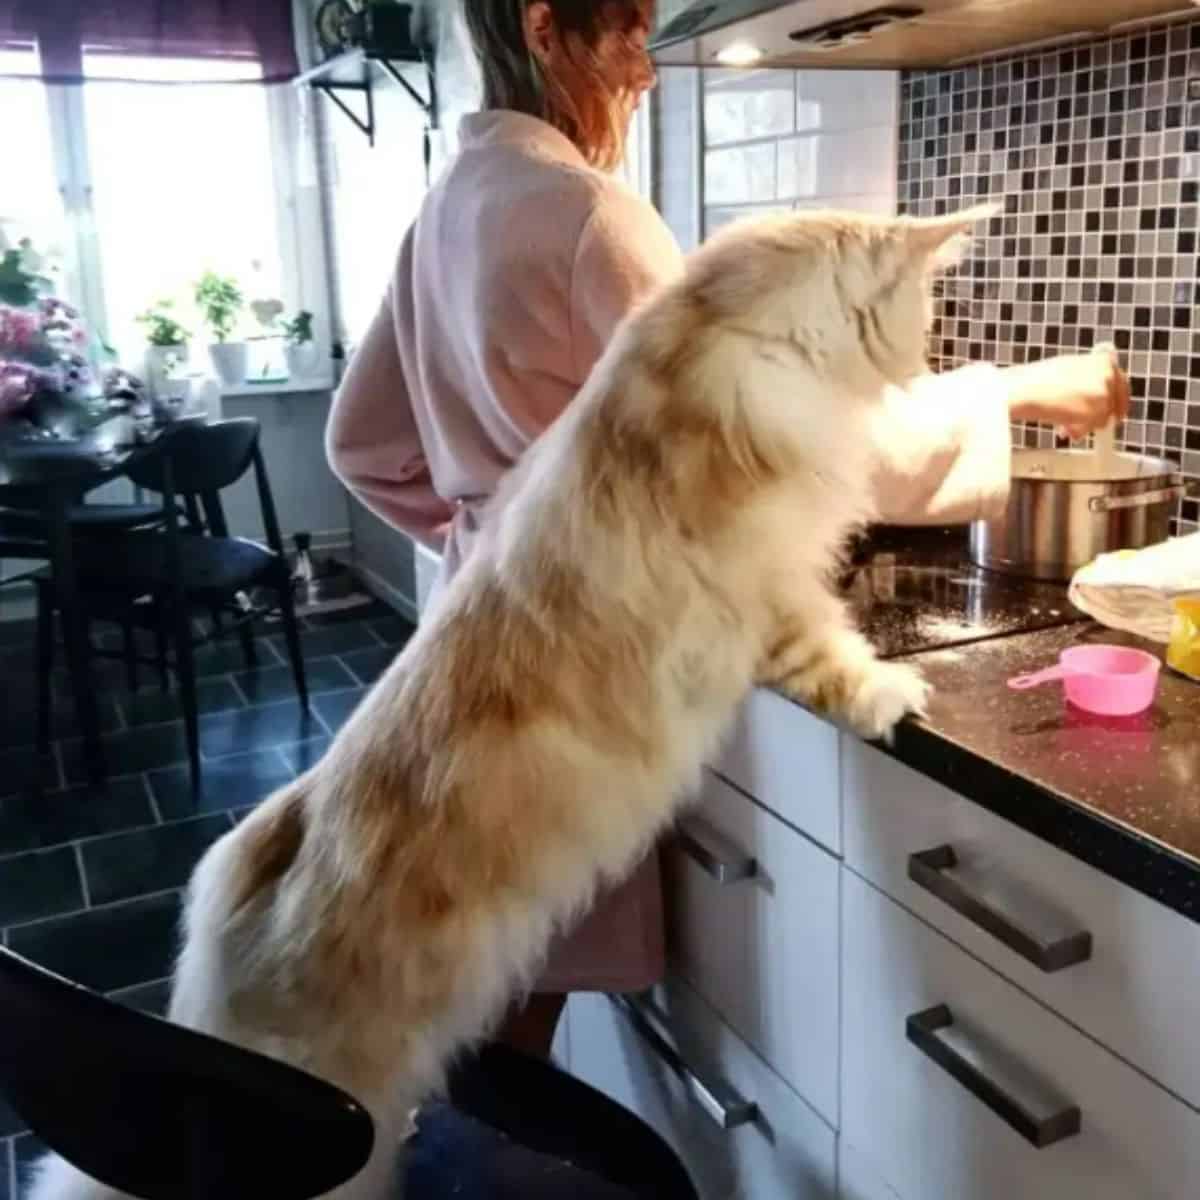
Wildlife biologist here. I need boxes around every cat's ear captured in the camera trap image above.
[905,203,1000,270]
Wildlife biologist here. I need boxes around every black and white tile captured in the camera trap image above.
[899,15,1200,535]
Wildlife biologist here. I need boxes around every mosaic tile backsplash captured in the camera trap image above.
[899,18,1200,535]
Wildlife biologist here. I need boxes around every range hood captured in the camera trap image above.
[650,0,1200,69]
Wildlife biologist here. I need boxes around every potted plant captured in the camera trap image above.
[136,299,190,398]
[194,270,246,386]
[282,310,319,380]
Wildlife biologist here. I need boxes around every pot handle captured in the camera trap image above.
[1088,485,1185,513]
[1008,665,1069,691]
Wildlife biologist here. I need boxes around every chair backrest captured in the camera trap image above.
[123,417,287,554]
[126,419,260,497]
[0,948,374,1200]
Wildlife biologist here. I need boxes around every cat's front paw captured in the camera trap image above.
[847,662,929,744]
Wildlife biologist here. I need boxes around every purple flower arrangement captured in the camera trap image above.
[0,296,105,432]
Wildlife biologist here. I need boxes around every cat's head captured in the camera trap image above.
[685,204,998,394]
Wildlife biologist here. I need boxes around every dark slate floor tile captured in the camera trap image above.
[198,699,324,759]
[108,977,172,1018]
[48,654,129,696]
[0,1094,23,1139]
[0,778,153,858]
[312,689,367,734]
[119,677,243,729]
[60,723,187,787]
[7,890,181,994]
[279,737,331,773]
[305,598,394,627]
[234,656,354,706]
[0,747,59,797]
[341,644,398,686]
[0,618,34,647]
[370,616,416,647]
[0,693,122,750]
[192,635,282,679]
[268,622,380,661]
[81,814,229,908]
[149,748,294,821]
[0,846,83,927]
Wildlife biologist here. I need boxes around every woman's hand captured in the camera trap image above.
[1004,345,1130,441]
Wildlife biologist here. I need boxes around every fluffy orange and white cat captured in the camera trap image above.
[31,203,992,1200]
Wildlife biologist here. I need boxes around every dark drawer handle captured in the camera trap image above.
[676,815,757,885]
[908,845,1092,973]
[612,994,757,1131]
[907,1005,1082,1149]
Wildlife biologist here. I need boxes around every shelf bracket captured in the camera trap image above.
[315,80,375,146]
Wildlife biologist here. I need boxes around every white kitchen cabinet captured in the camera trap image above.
[566,977,837,1200]
[669,768,840,1124]
[841,869,1200,1200]
[710,688,840,853]
[842,739,1200,1112]
[837,1140,905,1200]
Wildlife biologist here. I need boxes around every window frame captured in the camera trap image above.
[5,61,329,379]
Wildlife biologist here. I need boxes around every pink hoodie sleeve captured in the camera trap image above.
[325,276,455,552]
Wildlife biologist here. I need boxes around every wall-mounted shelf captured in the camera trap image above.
[295,47,439,157]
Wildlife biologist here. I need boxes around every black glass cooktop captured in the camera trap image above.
[842,527,1086,659]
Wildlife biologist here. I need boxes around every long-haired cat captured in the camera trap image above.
[30,203,992,1200]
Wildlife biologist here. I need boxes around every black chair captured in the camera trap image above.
[445,1043,700,1199]
[35,418,308,795]
[0,948,700,1200]
[0,947,374,1200]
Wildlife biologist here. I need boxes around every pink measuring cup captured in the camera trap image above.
[1008,645,1162,716]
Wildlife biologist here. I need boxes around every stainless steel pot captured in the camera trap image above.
[969,449,1186,581]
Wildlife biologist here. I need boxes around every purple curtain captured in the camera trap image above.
[0,0,299,81]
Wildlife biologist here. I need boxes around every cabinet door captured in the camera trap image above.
[711,688,840,853]
[837,1140,905,1200]
[566,977,836,1200]
[842,738,1200,1110]
[841,869,1200,1200]
[669,769,840,1124]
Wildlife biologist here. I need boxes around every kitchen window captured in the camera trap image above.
[0,44,324,375]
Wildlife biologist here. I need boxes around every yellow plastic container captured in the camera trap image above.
[1167,598,1200,681]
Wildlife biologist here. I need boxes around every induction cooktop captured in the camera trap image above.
[842,527,1086,659]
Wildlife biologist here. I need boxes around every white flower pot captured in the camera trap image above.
[209,341,249,387]
[284,341,321,381]
[144,344,189,399]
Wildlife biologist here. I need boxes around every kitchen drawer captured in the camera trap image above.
[711,688,840,853]
[566,976,836,1200]
[842,739,1200,1110]
[668,768,840,1124]
[841,870,1200,1200]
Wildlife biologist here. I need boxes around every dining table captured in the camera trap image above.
[0,422,160,788]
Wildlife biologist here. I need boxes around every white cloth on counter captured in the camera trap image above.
[1068,532,1200,643]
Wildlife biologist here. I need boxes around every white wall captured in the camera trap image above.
[654,66,899,245]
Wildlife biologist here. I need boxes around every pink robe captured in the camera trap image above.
[326,109,1015,993]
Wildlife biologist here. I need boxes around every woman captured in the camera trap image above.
[326,0,1127,1057]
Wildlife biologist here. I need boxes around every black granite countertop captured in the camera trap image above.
[885,621,1200,923]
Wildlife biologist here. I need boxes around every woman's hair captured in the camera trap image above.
[461,0,650,171]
